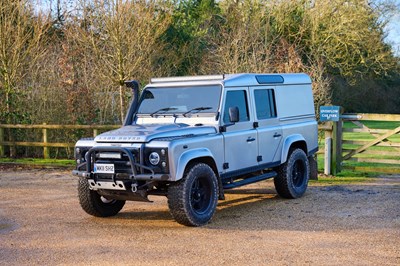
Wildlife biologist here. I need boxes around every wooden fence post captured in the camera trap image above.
[93,129,98,137]
[43,123,49,159]
[9,127,16,157]
[0,127,4,157]
[324,123,332,175]
[331,117,343,175]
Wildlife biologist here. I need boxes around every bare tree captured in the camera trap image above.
[307,0,397,81]
[71,0,172,123]
[0,0,50,123]
[0,0,50,156]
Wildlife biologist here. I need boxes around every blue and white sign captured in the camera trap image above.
[320,106,340,122]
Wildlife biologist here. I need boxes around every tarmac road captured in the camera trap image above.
[0,168,399,265]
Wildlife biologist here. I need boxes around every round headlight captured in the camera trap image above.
[149,152,160,165]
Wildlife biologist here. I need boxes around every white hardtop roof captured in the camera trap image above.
[150,73,311,87]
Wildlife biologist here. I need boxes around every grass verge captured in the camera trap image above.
[0,158,74,168]
[310,176,371,185]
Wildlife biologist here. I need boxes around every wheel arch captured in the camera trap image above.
[175,149,224,200]
[280,134,308,163]
[175,148,218,181]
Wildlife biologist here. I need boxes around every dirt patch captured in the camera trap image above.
[0,168,399,265]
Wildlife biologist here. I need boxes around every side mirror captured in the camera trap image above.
[229,106,239,123]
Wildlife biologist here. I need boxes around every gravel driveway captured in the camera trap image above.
[0,167,399,265]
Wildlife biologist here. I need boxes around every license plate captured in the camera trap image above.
[94,163,115,174]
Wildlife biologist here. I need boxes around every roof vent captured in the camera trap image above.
[256,75,284,84]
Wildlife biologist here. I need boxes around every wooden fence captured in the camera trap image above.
[319,113,400,175]
[1,114,399,175]
[340,113,400,174]
[0,124,119,159]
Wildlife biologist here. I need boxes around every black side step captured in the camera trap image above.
[222,171,277,189]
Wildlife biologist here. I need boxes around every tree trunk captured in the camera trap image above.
[119,84,125,123]
[5,90,16,157]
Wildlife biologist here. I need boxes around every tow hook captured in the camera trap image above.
[131,183,138,193]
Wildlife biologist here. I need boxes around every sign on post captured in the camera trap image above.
[319,105,343,175]
[320,106,340,122]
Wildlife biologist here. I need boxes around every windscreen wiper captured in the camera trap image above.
[150,107,178,117]
[183,107,212,117]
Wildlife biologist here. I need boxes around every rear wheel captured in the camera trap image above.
[274,148,310,199]
[168,163,218,226]
[78,176,125,217]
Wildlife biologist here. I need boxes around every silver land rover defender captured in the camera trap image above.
[73,73,318,226]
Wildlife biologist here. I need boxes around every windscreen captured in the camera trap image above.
[136,85,222,116]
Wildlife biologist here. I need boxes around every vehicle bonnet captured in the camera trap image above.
[94,124,216,143]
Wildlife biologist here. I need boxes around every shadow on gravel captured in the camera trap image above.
[83,180,400,231]
[117,210,172,222]
[206,181,400,231]
[56,173,398,230]
[0,218,19,234]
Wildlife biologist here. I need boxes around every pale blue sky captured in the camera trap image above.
[385,10,400,56]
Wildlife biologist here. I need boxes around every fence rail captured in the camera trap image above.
[1,113,399,176]
[0,124,120,159]
[332,113,400,174]
[0,123,333,157]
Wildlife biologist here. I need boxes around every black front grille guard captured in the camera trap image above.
[78,146,155,179]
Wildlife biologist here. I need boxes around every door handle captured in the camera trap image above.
[273,133,282,138]
[247,137,256,142]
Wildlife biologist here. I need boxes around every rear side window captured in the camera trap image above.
[223,90,249,123]
[254,89,277,120]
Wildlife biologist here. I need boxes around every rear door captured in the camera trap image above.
[251,87,282,165]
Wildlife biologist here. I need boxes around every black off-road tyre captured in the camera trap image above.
[274,148,310,199]
[78,176,125,217]
[168,163,218,227]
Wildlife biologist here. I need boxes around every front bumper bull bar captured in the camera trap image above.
[72,146,158,180]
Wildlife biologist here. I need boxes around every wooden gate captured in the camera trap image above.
[340,113,400,174]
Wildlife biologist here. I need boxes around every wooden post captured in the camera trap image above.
[43,123,49,159]
[93,129,98,137]
[9,128,16,158]
[0,127,4,157]
[324,124,332,175]
[332,119,343,175]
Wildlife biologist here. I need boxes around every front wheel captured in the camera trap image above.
[78,176,125,217]
[274,148,310,199]
[168,163,218,226]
